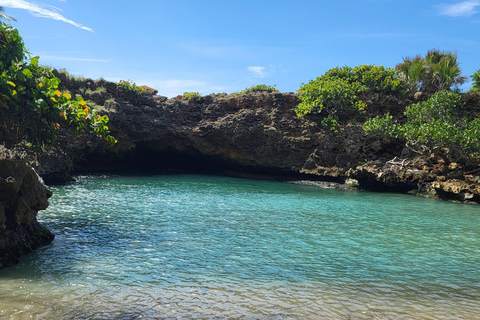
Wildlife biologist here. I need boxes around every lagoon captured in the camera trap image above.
[1,174,480,319]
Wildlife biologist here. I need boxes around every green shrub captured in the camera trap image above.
[117,79,144,94]
[323,65,404,94]
[295,65,402,131]
[183,92,202,102]
[296,77,366,132]
[0,23,115,146]
[364,90,480,163]
[236,84,279,95]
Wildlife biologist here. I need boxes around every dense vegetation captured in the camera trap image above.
[0,22,115,147]
[364,90,480,164]
[296,65,405,131]
[294,49,479,166]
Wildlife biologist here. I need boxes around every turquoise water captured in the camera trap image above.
[1,174,480,319]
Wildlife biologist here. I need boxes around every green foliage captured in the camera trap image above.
[296,65,402,131]
[322,65,404,94]
[117,79,144,94]
[182,91,202,102]
[396,49,466,93]
[0,23,115,146]
[471,69,480,93]
[236,84,279,95]
[0,24,24,68]
[364,90,480,163]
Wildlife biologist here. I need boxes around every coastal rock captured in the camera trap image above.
[430,179,480,202]
[48,80,480,204]
[0,149,54,269]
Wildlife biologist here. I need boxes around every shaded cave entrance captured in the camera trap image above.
[50,145,418,195]
[69,145,342,184]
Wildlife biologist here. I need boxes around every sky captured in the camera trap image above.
[1,0,479,97]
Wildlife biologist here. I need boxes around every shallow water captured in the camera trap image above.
[1,174,480,319]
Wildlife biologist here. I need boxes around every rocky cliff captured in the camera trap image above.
[0,147,54,269]
[52,75,480,204]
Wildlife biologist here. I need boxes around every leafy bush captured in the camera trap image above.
[236,84,279,95]
[182,92,202,102]
[396,49,466,93]
[323,65,404,94]
[364,90,480,163]
[117,79,144,94]
[296,65,402,131]
[0,24,24,68]
[0,23,115,146]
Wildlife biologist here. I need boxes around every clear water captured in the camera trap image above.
[1,174,480,319]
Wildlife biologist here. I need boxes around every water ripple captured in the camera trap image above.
[1,174,480,319]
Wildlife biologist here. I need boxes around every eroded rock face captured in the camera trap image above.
[51,81,480,204]
[0,151,54,269]
[72,92,405,174]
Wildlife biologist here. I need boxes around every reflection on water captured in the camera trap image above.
[1,174,480,319]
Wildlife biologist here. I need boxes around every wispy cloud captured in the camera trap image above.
[248,66,268,78]
[0,0,94,32]
[437,1,480,17]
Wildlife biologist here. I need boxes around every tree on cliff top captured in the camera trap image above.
[0,22,115,147]
[396,49,466,93]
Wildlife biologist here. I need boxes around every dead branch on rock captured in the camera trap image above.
[386,156,409,169]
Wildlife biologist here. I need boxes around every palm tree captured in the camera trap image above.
[0,6,16,21]
[395,55,426,92]
[426,50,466,92]
[396,49,466,93]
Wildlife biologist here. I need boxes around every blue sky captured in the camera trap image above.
[1,0,479,97]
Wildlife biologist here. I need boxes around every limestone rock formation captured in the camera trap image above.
[0,148,54,269]
[50,78,480,204]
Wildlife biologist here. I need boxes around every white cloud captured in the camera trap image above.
[0,0,94,32]
[248,66,268,78]
[437,1,480,17]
